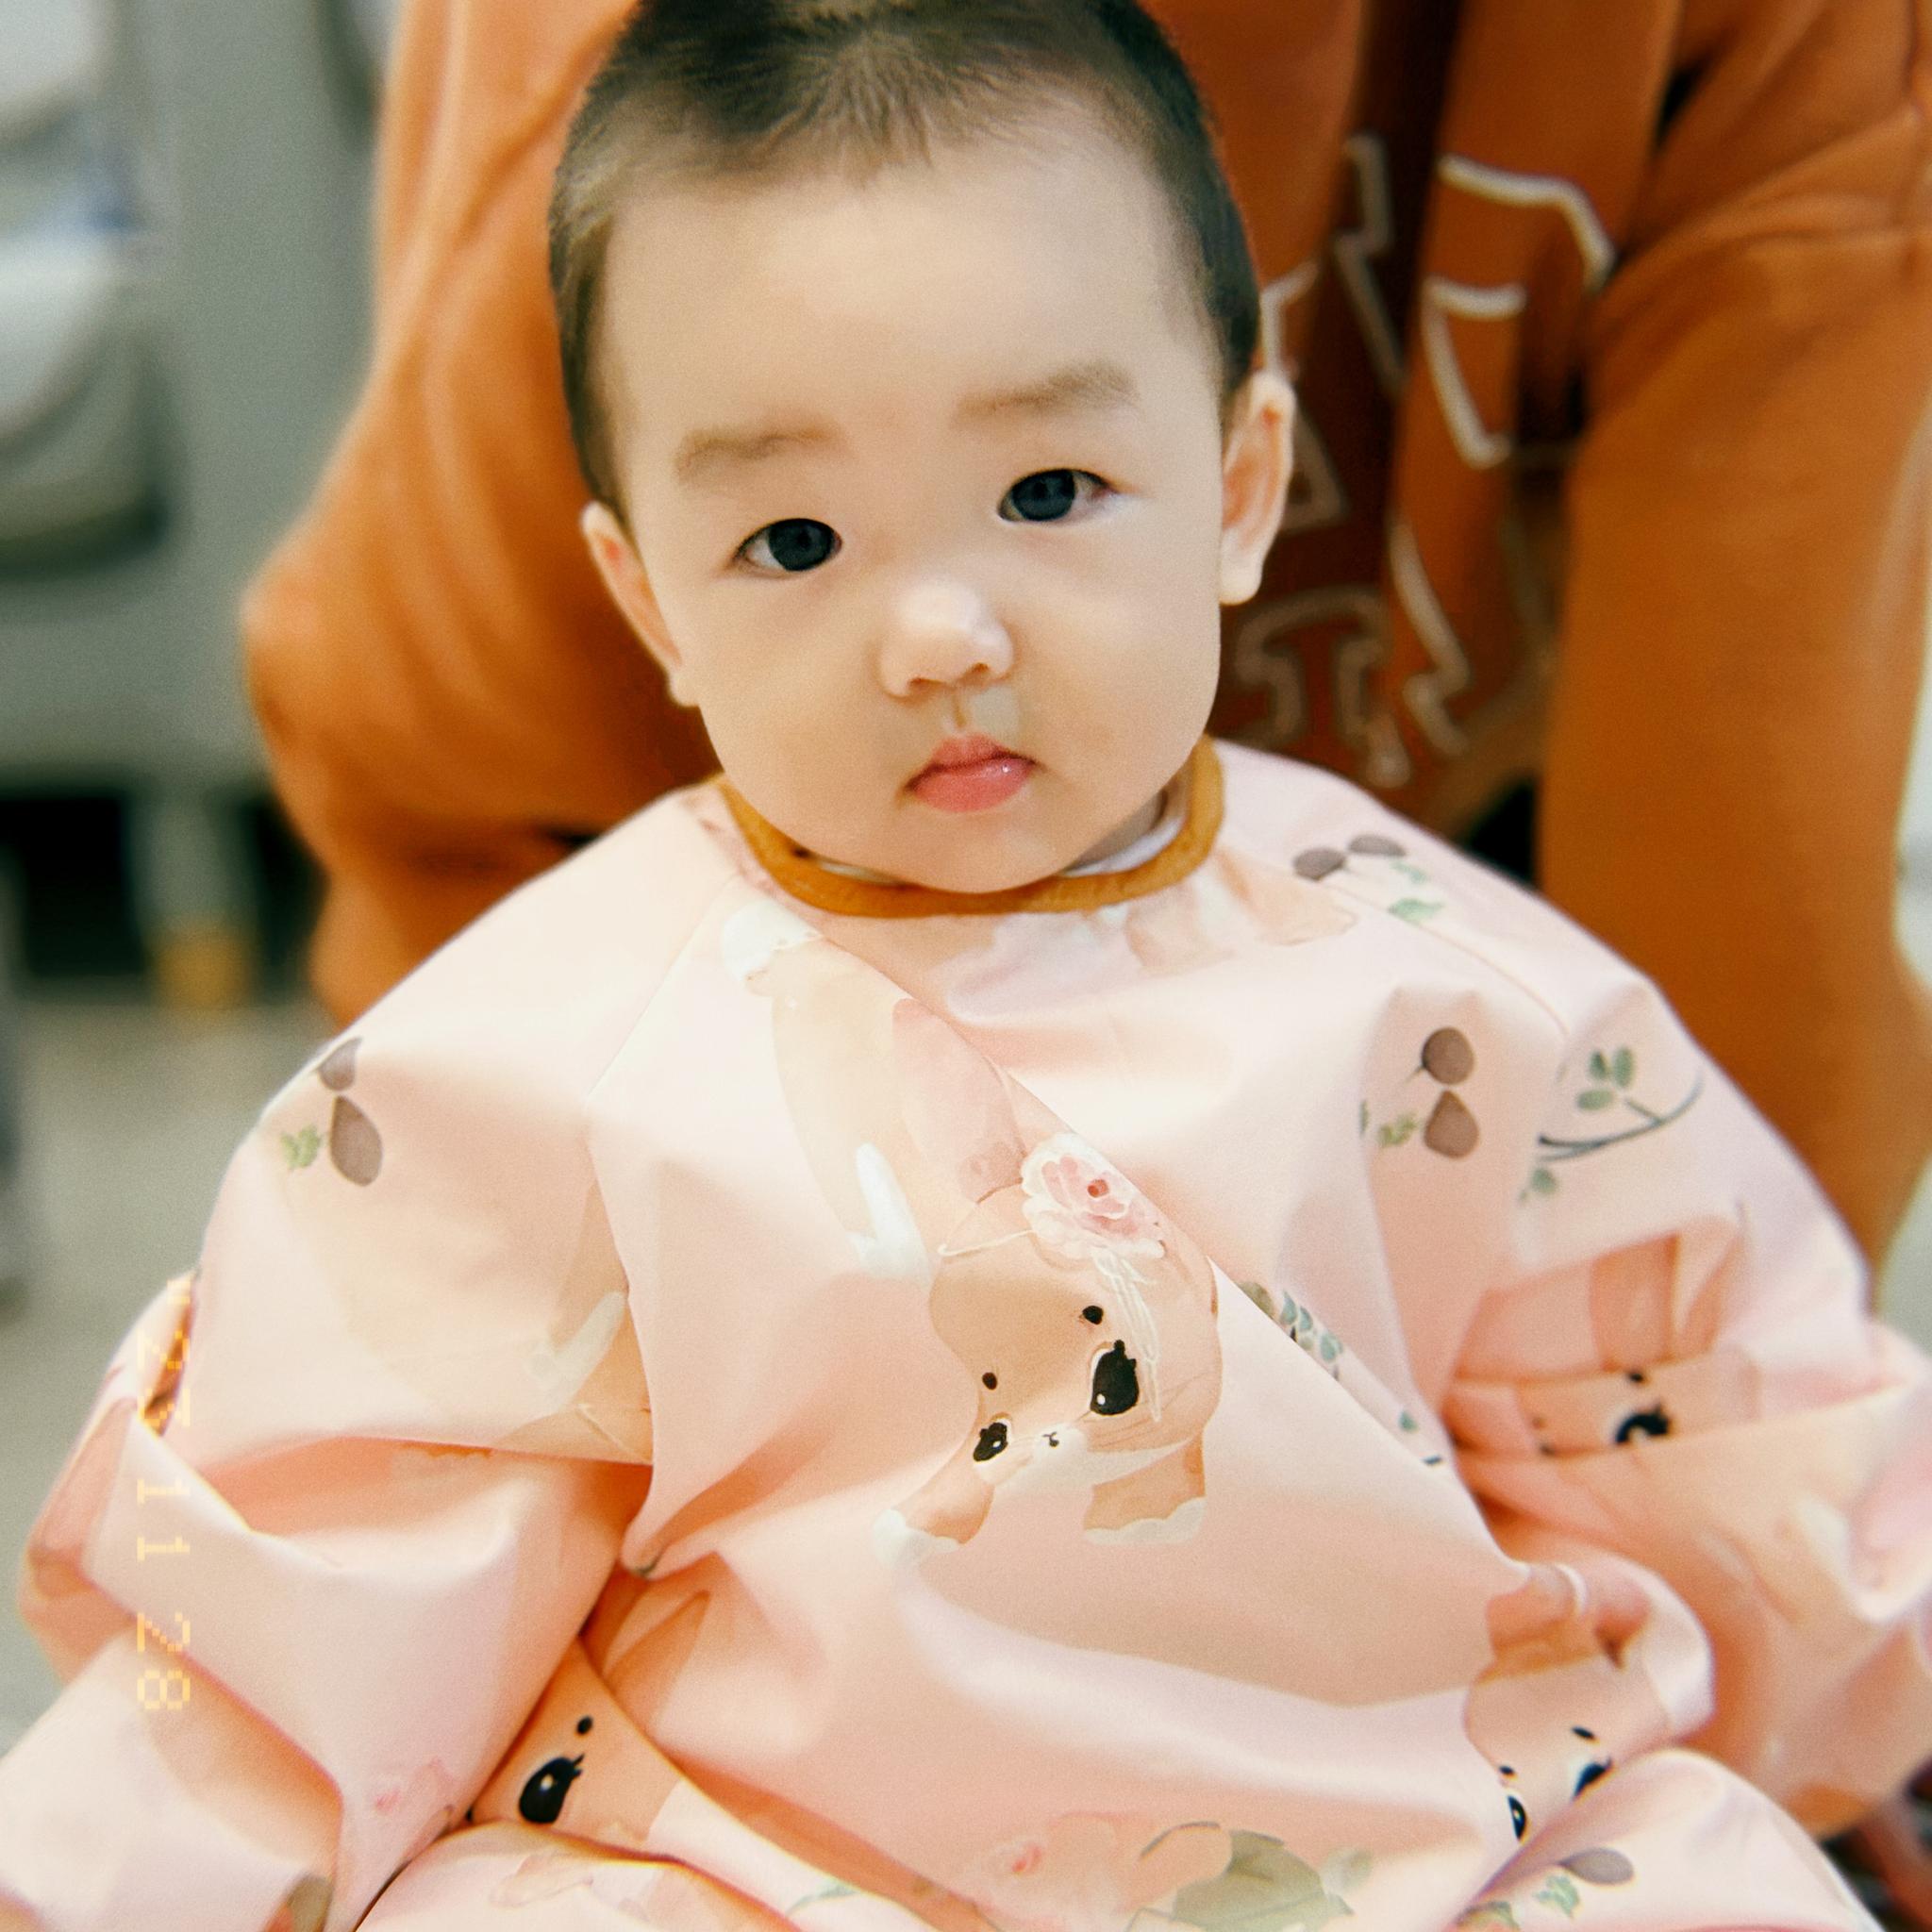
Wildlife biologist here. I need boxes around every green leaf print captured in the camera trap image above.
[788,1884,858,1912]
[1611,1047,1636,1088]
[1389,898,1444,924]
[1588,1051,1610,1081]
[1576,1090,1615,1111]
[1456,1906,1519,1931]
[1169,1832,1355,1932]
[1532,1873,1581,1919]
[281,1124,323,1171]
[1376,1113,1419,1148]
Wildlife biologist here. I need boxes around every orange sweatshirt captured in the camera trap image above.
[242,0,1932,1272]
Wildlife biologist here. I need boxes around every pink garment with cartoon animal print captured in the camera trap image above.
[1,740,1925,1932]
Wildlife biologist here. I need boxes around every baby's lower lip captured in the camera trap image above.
[909,755,1035,813]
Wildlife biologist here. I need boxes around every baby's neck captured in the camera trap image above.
[1070,787,1168,870]
[809,777,1182,889]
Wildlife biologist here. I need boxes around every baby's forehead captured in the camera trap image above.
[608,137,1201,350]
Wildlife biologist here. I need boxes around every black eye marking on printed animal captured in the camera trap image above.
[1507,1793,1528,1840]
[1572,1727,1597,1740]
[982,1372,997,1389]
[576,1716,593,1736]
[1090,1341,1140,1416]
[1082,1305,1105,1324]
[974,1421,1010,1462]
[1574,1759,1612,1795]
[1613,1406,1671,1443]
[1625,1370,1647,1384]
[519,1753,585,1824]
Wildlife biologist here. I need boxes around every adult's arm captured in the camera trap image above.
[1538,0,1932,1268]
[242,0,712,1024]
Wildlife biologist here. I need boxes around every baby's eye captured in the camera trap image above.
[738,518,840,574]
[1001,469,1110,524]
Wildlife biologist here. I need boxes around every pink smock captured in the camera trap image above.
[2,740,1927,1932]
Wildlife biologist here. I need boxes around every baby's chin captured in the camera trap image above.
[850,842,1074,895]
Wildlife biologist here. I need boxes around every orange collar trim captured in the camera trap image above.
[716,736,1224,919]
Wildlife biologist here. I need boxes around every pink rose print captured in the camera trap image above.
[1022,1137,1166,1265]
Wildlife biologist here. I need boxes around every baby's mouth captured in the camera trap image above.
[908,736,1035,814]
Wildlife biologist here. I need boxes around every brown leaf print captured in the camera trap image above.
[1424,1091,1479,1158]
[1558,1849,1634,1886]
[1422,1027,1474,1085]
[317,1039,360,1092]
[329,1096,383,1185]
[1348,833,1405,858]
[1293,846,1346,880]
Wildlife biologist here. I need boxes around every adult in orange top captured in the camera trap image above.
[245,0,1932,1287]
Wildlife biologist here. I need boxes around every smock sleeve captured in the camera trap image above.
[0,999,655,1932]
[1441,949,1932,1839]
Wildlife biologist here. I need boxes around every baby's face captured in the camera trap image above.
[584,108,1291,891]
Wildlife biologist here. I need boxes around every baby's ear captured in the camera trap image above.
[1219,369,1295,606]
[892,1002,1026,1204]
[580,502,694,706]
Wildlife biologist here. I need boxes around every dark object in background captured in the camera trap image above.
[0,789,318,990]
[0,853,24,1311]
[1458,778,1539,889]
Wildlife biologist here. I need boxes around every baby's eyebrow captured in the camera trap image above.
[956,358,1140,425]
[675,424,836,488]
[673,358,1140,488]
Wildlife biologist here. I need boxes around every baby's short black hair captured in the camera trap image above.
[549,0,1262,510]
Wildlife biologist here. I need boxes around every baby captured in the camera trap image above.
[2,2,1929,1928]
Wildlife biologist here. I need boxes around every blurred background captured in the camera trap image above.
[0,0,395,1747]
[1,0,1931,1763]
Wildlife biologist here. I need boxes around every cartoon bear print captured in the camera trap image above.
[877,1078,1225,1564]
[722,899,1225,1567]
[472,1641,688,1849]
[1497,1234,1758,1457]
[1462,1564,1669,1850]
[475,1622,994,1932]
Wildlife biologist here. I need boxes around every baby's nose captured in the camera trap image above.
[877,579,1014,696]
